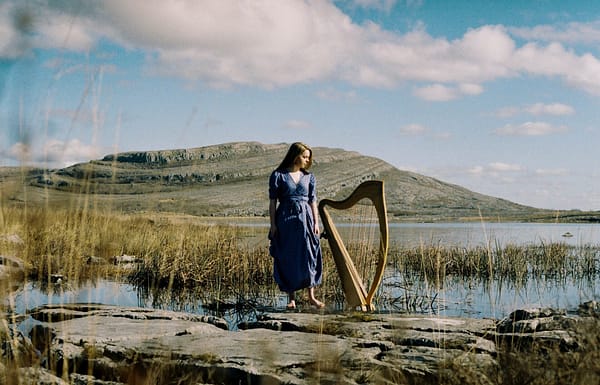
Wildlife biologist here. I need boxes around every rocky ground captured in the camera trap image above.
[0,250,598,384]
[2,302,599,385]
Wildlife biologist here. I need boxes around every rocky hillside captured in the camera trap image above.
[5,141,549,220]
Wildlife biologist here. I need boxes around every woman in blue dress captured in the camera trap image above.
[269,142,324,310]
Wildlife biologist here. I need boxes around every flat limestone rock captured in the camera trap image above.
[28,303,228,330]
[22,304,596,385]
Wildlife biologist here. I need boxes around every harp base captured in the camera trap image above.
[352,304,376,312]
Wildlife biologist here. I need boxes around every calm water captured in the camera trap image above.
[388,222,600,248]
[8,222,600,328]
[385,222,600,318]
[213,218,600,247]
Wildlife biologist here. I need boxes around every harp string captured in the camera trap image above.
[328,198,379,296]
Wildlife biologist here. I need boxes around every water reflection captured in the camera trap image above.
[378,272,600,319]
[7,270,600,329]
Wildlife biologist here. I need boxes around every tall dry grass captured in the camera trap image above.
[2,204,600,310]
[0,206,275,293]
[390,241,600,288]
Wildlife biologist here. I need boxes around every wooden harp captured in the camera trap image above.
[318,180,389,311]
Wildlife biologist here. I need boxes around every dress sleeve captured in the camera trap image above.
[269,171,279,200]
[308,173,317,203]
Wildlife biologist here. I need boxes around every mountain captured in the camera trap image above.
[0,141,577,221]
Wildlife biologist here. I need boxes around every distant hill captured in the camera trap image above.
[0,141,595,222]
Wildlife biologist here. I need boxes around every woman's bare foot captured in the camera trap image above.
[307,287,324,309]
[309,298,325,309]
[286,300,296,310]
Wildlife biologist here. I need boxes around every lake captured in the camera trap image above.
[204,217,600,247]
[387,221,600,247]
[8,221,600,329]
[384,222,600,318]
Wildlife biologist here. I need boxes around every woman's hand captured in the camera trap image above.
[313,222,320,236]
[269,225,277,240]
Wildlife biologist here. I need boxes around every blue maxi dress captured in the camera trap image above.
[269,170,323,293]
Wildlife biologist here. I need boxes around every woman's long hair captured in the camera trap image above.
[276,142,313,171]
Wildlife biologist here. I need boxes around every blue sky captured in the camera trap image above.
[1,0,600,211]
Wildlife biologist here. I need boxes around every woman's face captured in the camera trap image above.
[295,149,311,169]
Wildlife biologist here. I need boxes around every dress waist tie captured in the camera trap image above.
[281,197,308,217]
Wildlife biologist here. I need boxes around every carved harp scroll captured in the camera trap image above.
[318,180,389,311]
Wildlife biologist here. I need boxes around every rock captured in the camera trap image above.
[86,256,106,265]
[111,255,141,270]
[112,255,139,265]
[70,373,124,385]
[495,307,580,351]
[26,305,502,384]
[578,300,600,317]
[6,304,596,384]
[28,303,228,330]
[0,326,38,366]
[50,274,64,284]
[0,234,24,245]
[16,367,68,385]
[0,255,25,282]
[505,307,565,322]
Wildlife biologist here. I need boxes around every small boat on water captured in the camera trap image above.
[562,232,573,238]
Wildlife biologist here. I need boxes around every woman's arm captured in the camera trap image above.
[310,201,320,235]
[307,173,320,235]
[269,198,278,239]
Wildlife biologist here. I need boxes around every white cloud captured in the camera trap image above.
[42,139,100,166]
[534,168,569,177]
[0,2,98,57]
[316,87,358,102]
[488,162,523,172]
[494,106,521,118]
[495,102,575,117]
[510,21,600,45]
[399,123,428,135]
[431,131,452,140]
[5,142,30,162]
[413,82,483,101]
[468,162,523,176]
[467,165,484,176]
[4,139,100,168]
[398,123,451,139]
[346,0,398,12]
[465,162,526,186]
[3,1,600,95]
[100,0,361,88]
[493,121,569,136]
[0,2,30,58]
[284,120,312,129]
[513,42,600,95]
[359,25,516,88]
[413,84,458,101]
[524,102,574,116]
[459,83,484,95]
[33,11,97,52]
